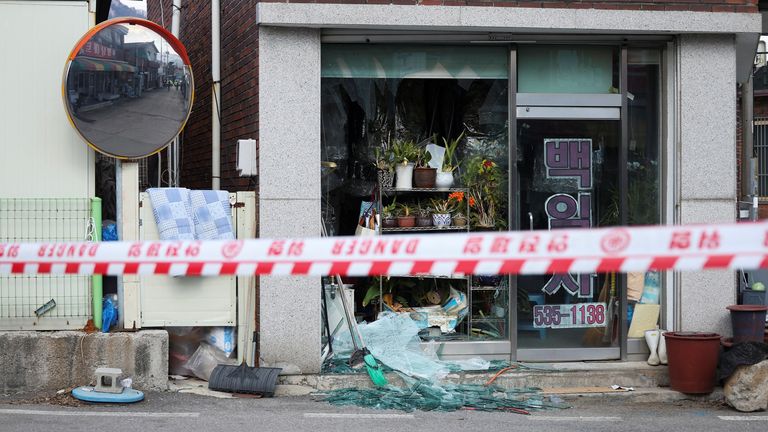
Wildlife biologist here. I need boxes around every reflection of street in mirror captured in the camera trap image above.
[64,22,192,158]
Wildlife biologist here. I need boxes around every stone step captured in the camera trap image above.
[278,361,670,391]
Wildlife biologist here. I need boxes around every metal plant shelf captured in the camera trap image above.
[471,286,509,291]
[388,274,469,280]
[381,226,467,232]
[381,187,468,195]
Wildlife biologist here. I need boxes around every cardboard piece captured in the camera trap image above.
[627,304,661,338]
[627,272,644,302]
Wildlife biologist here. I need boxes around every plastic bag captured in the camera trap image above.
[168,327,206,376]
[101,296,118,333]
[184,342,237,381]
[718,342,768,380]
[203,327,237,357]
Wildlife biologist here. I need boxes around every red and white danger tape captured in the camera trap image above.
[1,222,767,277]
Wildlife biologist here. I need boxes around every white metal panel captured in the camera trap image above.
[234,192,257,365]
[137,192,238,327]
[0,1,94,198]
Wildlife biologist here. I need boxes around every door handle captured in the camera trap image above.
[528,212,534,231]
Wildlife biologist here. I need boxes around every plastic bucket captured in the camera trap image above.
[663,332,721,394]
[726,305,768,344]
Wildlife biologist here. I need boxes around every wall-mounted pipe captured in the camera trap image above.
[212,0,221,190]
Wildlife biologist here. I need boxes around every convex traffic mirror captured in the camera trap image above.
[63,18,194,159]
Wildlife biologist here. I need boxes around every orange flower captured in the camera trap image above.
[448,191,464,202]
[482,159,494,169]
[468,197,476,208]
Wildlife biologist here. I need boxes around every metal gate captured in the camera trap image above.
[754,118,768,197]
[0,198,95,330]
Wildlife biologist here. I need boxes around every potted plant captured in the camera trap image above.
[430,197,456,227]
[463,157,506,230]
[416,202,432,227]
[452,211,467,227]
[396,202,416,228]
[374,147,395,188]
[391,139,420,189]
[468,188,496,229]
[436,131,464,189]
[381,199,398,229]
[413,145,436,188]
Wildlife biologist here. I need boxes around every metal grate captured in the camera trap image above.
[755,119,768,198]
[0,198,92,326]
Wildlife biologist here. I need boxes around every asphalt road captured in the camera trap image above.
[1,392,767,432]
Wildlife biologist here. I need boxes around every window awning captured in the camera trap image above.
[72,57,138,73]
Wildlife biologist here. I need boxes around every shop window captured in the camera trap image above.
[625,48,663,340]
[517,45,618,94]
[321,44,509,344]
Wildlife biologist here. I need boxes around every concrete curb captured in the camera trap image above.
[0,330,169,395]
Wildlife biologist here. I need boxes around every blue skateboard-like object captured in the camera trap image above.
[72,386,144,403]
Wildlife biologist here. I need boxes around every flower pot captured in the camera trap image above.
[397,216,416,228]
[452,216,467,227]
[382,217,398,229]
[435,171,454,189]
[726,305,768,343]
[663,331,721,394]
[378,170,394,188]
[413,167,437,188]
[432,213,451,227]
[416,215,432,227]
[395,163,415,189]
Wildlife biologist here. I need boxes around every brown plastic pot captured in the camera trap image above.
[663,331,721,394]
[413,167,437,188]
[397,216,416,228]
[382,217,398,229]
[726,305,768,344]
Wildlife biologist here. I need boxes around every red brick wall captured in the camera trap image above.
[258,0,759,13]
[148,1,259,192]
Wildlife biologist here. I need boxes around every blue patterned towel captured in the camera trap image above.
[189,190,235,240]
[147,188,195,241]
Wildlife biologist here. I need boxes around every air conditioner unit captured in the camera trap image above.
[236,138,257,177]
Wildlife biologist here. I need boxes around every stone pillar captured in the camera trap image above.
[678,34,737,335]
[258,27,322,373]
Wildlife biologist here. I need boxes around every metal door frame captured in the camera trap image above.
[510,45,629,362]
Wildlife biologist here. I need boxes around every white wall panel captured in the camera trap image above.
[0,1,93,198]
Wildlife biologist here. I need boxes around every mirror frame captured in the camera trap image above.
[61,17,194,159]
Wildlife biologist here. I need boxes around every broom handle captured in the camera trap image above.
[321,218,365,351]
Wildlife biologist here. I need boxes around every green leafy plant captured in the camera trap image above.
[441,130,465,173]
[414,145,433,168]
[391,139,420,166]
[397,202,414,217]
[382,198,398,218]
[374,147,395,172]
[463,157,506,229]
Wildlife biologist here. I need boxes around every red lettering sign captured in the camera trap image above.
[698,230,720,250]
[491,237,511,254]
[463,237,483,255]
[547,234,569,253]
[669,231,691,250]
[287,241,304,256]
[267,240,285,256]
[519,235,540,253]
[128,243,142,257]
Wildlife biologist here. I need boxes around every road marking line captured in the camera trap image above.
[528,416,622,422]
[304,413,414,419]
[0,409,199,418]
[718,416,768,421]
